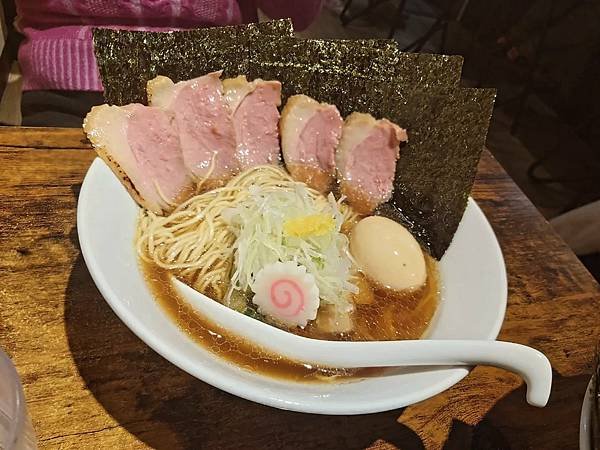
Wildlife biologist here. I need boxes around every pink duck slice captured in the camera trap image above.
[251,261,320,328]
[223,75,282,168]
[336,112,407,214]
[147,72,238,188]
[280,94,343,194]
[83,103,194,215]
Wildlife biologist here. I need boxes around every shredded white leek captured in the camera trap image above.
[225,183,357,312]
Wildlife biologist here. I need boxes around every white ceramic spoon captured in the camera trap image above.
[174,279,552,407]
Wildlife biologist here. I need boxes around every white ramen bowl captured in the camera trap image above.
[77,158,507,415]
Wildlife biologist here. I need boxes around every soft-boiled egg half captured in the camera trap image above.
[350,216,427,291]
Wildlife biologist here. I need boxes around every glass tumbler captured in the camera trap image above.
[0,349,37,450]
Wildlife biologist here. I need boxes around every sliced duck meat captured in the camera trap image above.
[336,112,407,214]
[147,71,238,188]
[84,104,194,215]
[280,94,343,193]
[223,75,282,168]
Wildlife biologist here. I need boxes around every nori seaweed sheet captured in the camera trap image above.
[92,21,495,259]
[338,38,398,51]
[94,20,294,105]
[251,37,462,88]
[378,88,496,258]
[94,22,462,105]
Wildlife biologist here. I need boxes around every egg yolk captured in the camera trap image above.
[350,216,426,291]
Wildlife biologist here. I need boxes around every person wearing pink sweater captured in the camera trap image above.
[15,0,322,126]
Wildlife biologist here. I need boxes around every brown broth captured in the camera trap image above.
[142,260,361,381]
[298,255,439,341]
[141,254,440,381]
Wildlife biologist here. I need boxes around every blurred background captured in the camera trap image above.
[0,0,598,279]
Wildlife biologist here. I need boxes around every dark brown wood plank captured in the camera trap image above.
[0,127,90,149]
[0,144,598,450]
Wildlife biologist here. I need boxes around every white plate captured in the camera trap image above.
[77,158,507,415]
[581,376,594,450]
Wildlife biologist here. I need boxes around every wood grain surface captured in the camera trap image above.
[1,127,599,449]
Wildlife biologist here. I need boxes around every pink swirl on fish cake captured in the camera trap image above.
[270,279,305,317]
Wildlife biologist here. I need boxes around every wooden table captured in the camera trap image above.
[1,127,599,450]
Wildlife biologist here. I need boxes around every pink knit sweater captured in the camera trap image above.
[16,1,322,92]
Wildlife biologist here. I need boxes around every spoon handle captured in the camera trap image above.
[305,340,552,407]
[174,279,552,407]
